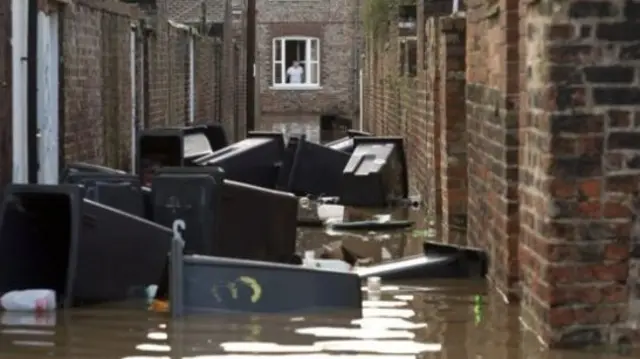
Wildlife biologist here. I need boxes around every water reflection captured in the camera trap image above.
[0,204,636,358]
[0,282,636,359]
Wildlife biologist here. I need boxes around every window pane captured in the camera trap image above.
[310,39,318,61]
[274,39,281,61]
[309,62,319,84]
[274,62,283,84]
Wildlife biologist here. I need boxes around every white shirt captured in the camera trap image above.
[287,66,304,84]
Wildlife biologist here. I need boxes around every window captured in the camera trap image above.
[399,37,417,77]
[272,36,320,88]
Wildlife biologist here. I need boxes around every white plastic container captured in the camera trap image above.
[0,290,56,312]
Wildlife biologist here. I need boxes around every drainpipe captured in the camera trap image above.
[452,0,460,13]
[27,0,39,183]
[11,0,29,183]
[246,0,256,133]
[130,24,137,173]
[188,30,195,124]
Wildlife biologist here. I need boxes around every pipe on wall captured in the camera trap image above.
[130,23,137,173]
[27,0,39,183]
[11,0,29,183]
[188,31,195,124]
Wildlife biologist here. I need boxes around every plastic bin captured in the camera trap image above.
[191,133,285,189]
[0,184,172,308]
[60,162,127,183]
[61,172,145,218]
[137,124,228,184]
[279,136,350,198]
[167,240,362,316]
[151,167,297,262]
[340,137,409,207]
[356,241,488,280]
[325,130,372,153]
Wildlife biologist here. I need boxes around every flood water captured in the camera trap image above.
[0,205,635,359]
[0,122,635,358]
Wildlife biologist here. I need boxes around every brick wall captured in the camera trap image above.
[517,0,640,348]
[363,0,640,349]
[0,0,11,187]
[55,0,224,170]
[256,0,359,121]
[465,0,520,299]
[438,17,466,245]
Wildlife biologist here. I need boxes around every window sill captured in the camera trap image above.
[269,85,322,91]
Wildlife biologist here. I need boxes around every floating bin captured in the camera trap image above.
[340,137,409,207]
[168,248,362,316]
[62,172,145,218]
[280,136,350,197]
[0,184,172,308]
[191,135,285,189]
[137,124,228,182]
[325,130,372,153]
[151,167,298,262]
[60,162,127,183]
[356,241,488,280]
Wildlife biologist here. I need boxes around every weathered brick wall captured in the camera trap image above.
[425,17,442,232]
[363,0,640,349]
[0,0,11,187]
[166,24,190,126]
[61,4,131,167]
[58,0,223,170]
[465,0,520,298]
[438,17,466,245]
[256,0,359,120]
[146,18,170,127]
[517,0,640,348]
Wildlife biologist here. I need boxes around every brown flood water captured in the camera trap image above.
[0,205,636,359]
[0,123,634,359]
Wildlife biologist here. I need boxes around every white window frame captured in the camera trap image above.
[271,36,321,90]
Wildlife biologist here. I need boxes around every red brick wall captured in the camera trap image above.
[438,17,466,245]
[517,0,640,348]
[363,0,640,349]
[0,0,11,187]
[58,0,224,170]
[256,0,359,122]
[465,0,520,299]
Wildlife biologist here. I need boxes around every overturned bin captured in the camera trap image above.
[340,137,409,207]
[166,239,362,316]
[192,132,285,189]
[277,135,350,198]
[59,162,128,183]
[61,171,146,218]
[151,167,297,263]
[0,184,172,308]
[325,130,372,153]
[356,241,488,280]
[138,124,228,184]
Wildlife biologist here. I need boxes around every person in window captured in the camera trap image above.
[287,61,304,84]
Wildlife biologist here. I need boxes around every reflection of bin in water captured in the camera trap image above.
[340,137,409,207]
[0,184,173,308]
[191,133,285,189]
[167,239,362,316]
[325,130,372,153]
[151,167,297,262]
[277,135,350,198]
[61,172,145,218]
[137,124,228,184]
